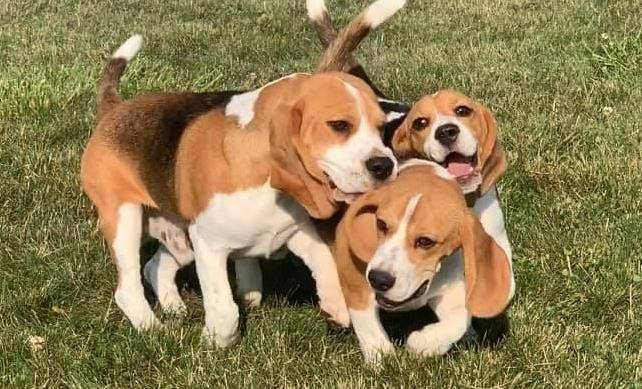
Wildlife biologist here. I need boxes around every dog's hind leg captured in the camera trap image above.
[144,216,193,314]
[109,202,160,330]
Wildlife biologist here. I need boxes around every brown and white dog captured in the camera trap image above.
[80,30,399,345]
[306,0,515,359]
[334,161,512,364]
[140,0,408,313]
[389,92,514,301]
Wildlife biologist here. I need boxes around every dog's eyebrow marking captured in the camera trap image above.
[401,193,423,229]
[343,81,364,117]
[373,193,423,265]
[225,73,303,127]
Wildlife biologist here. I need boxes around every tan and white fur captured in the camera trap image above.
[306,0,514,356]
[335,162,512,364]
[81,34,398,345]
[391,92,514,301]
[144,0,408,311]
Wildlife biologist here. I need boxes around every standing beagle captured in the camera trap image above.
[334,161,512,364]
[81,31,398,345]
[142,0,407,312]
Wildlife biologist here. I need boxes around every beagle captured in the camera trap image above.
[142,0,407,312]
[308,0,514,299]
[80,33,398,345]
[307,0,515,357]
[334,161,512,364]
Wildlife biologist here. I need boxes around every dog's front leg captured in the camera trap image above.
[350,297,394,366]
[406,280,470,357]
[189,225,238,348]
[286,224,349,328]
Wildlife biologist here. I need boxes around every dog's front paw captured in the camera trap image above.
[406,326,453,357]
[362,343,395,367]
[201,324,240,349]
[158,292,187,316]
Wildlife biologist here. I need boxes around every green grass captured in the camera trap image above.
[1,0,642,387]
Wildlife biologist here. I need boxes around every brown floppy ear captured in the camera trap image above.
[478,106,507,194]
[391,120,415,159]
[269,104,337,219]
[459,212,511,318]
[342,191,381,262]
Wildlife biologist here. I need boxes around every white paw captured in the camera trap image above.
[114,289,160,331]
[362,343,395,367]
[201,304,240,348]
[319,291,350,328]
[201,324,240,348]
[158,292,187,315]
[406,326,453,357]
[239,290,262,308]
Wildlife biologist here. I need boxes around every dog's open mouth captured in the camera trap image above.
[440,152,482,193]
[375,280,429,310]
[441,152,477,178]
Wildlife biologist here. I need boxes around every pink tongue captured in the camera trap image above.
[447,162,473,177]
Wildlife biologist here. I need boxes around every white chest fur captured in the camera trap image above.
[193,183,307,258]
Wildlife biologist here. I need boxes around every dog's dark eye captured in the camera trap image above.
[414,236,435,249]
[412,117,429,131]
[454,105,473,117]
[327,120,352,133]
[376,218,388,234]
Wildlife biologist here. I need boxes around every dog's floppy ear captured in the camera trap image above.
[270,104,336,219]
[478,106,507,194]
[459,212,511,318]
[343,191,382,262]
[391,121,416,159]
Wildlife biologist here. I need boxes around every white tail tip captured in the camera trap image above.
[306,0,328,21]
[365,0,406,28]
[112,34,143,61]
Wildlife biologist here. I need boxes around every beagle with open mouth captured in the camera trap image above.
[308,0,514,299]
[334,161,512,364]
[80,29,398,344]
[307,0,515,357]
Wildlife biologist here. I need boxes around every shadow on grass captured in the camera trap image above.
[140,239,509,349]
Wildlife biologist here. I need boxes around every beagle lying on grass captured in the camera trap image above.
[335,161,512,364]
[81,15,401,344]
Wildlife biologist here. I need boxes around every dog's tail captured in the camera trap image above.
[313,0,405,73]
[97,35,143,119]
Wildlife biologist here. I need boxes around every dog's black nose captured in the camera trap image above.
[368,270,396,292]
[435,124,460,146]
[365,156,394,180]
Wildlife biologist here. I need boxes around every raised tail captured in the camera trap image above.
[306,0,343,58]
[313,0,405,73]
[97,34,143,119]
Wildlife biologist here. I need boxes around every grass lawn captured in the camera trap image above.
[1,0,642,387]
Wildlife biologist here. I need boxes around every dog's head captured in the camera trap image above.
[392,90,506,195]
[341,161,511,317]
[270,72,397,219]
